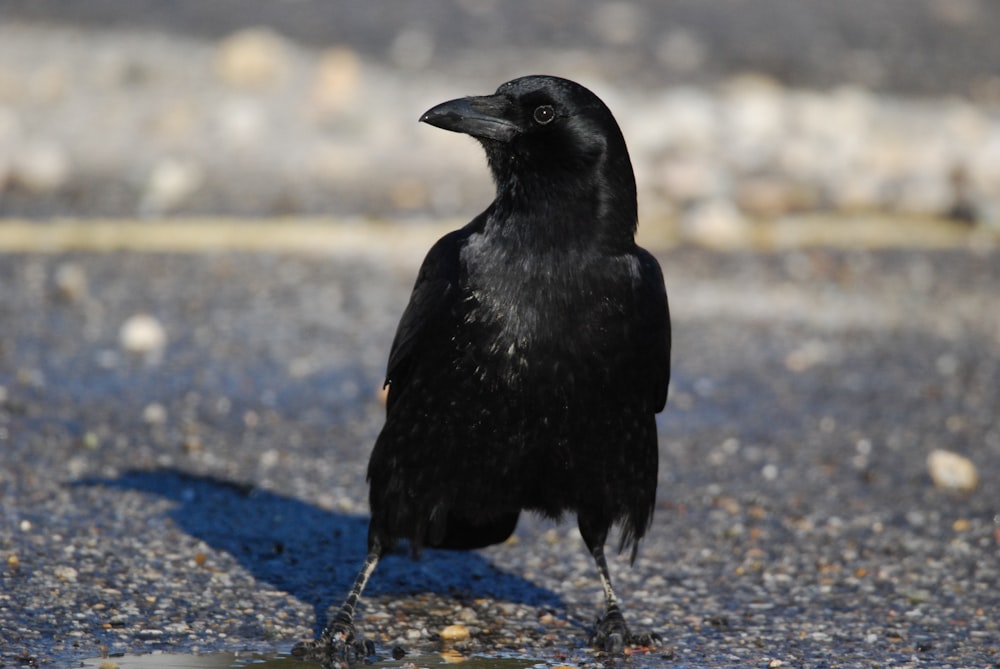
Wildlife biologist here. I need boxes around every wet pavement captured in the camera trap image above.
[1,224,999,668]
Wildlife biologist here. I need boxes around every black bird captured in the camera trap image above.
[302,75,671,659]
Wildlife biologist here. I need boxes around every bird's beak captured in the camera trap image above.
[420,95,519,143]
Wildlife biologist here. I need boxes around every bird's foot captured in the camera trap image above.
[591,610,661,655]
[291,619,375,664]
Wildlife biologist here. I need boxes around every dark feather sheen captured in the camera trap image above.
[369,76,670,558]
[308,75,672,657]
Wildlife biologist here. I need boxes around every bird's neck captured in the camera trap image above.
[485,163,638,254]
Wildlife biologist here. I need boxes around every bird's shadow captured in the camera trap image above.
[73,468,563,637]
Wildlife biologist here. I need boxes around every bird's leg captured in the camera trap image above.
[588,539,631,653]
[579,518,660,653]
[292,546,381,661]
[322,550,380,652]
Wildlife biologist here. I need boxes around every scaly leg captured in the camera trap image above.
[293,544,382,661]
[578,516,660,653]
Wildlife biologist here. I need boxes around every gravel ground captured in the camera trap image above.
[1,231,998,668]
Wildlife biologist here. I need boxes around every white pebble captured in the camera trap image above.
[927,449,978,491]
[142,402,168,425]
[12,142,70,193]
[120,314,167,354]
[54,565,78,582]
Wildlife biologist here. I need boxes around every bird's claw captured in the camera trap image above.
[291,620,375,664]
[591,612,661,654]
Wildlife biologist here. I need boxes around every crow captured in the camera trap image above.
[300,74,671,660]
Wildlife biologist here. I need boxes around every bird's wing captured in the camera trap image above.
[383,226,468,401]
[634,247,672,413]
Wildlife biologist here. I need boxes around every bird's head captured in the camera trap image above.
[420,75,637,240]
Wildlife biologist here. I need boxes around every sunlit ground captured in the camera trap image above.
[0,215,993,256]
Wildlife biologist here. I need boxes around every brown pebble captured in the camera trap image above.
[440,623,470,641]
[439,649,466,663]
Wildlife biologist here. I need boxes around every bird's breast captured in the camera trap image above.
[458,268,628,392]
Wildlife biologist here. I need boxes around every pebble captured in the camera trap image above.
[926,449,979,491]
[140,157,205,214]
[309,47,363,118]
[119,314,167,355]
[439,649,466,663]
[142,402,168,425]
[52,262,88,302]
[214,28,289,89]
[439,624,470,641]
[679,198,752,248]
[11,142,70,194]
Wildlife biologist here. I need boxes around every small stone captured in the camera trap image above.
[457,607,478,623]
[439,624,470,641]
[215,99,266,147]
[55,565,78,582]
[119,314,167,355]
[7,554,19,569]
[142,403,167,425]
[183,433,203,454]
[215,28,289,89]
[679,198,752,248]
[439,649,466,663]
[310,47,363,118]
[52,262,88,302]
[140,157,204,214]
[927,449,978,491]
[12,142,70,194]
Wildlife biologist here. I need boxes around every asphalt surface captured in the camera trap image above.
[1,231,998,668]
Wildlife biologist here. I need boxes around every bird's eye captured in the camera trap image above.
[533,105,555,125]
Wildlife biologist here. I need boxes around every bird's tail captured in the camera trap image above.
[616,506,654,564]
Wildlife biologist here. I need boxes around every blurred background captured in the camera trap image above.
[1,0,1000,236]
